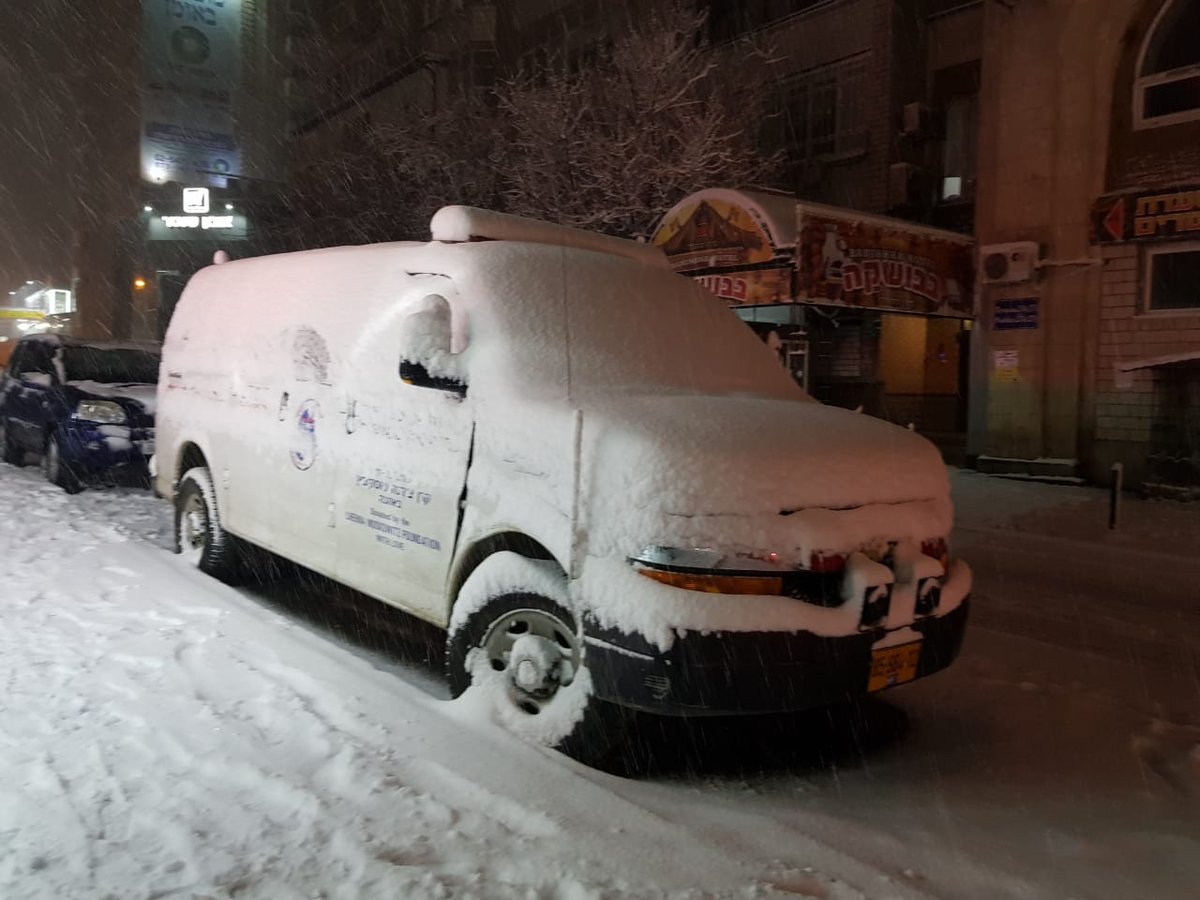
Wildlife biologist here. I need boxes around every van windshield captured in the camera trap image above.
[560,265,803,401]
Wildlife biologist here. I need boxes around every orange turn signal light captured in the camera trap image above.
[636,568,783,595]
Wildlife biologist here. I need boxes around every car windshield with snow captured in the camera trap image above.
[0,334,160,493]
[155,206,971,753]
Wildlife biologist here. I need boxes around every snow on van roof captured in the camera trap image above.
[430,206,668,270]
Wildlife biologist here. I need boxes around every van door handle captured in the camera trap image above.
[277,391,289,421]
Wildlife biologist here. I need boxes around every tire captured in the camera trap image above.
[0,418,24,466]
[43,432,83,493]
[446,552,624,761]
[174,466,241,583]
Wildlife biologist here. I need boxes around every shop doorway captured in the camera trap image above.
[877,313,967,434]
[1149,360,1200,488]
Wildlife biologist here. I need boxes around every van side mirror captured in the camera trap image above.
[398,293,467,396]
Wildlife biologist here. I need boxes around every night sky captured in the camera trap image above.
[0,3,86,289]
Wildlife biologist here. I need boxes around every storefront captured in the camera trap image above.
[653,189,976,438]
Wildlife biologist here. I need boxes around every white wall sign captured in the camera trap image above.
[148,211,249,242]
[992,349,1020,383]
[141,0,244,185]
[182,187,210,214]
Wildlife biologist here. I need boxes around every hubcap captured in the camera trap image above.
[480,608,580,715]
[179,491,209,562]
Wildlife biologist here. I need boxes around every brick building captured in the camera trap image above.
[974,0,1200,490]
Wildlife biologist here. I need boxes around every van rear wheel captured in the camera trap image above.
[175,466,240,583]
[447,553,621,760]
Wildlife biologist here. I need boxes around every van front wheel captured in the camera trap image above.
[175,466,240,583]
[447,553,616,757]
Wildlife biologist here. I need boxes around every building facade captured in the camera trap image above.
[68,1,294,342]
[974,0,1200,490]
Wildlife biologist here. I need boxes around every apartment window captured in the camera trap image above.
[768,56,870,162]
[1146,243,1200,311]
[933,62,980,202]
[709,0,830,41]
[1135,0,1200,129]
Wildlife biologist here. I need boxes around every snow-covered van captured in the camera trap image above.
[156,207,971,749]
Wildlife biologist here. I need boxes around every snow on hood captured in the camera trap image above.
[581,394,951,560]
[67,381,157,415]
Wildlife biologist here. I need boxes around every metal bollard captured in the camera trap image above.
[1109,462,1123,530]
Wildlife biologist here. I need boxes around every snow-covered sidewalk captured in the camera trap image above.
[0,468,795,899]
[1,464,1198,899]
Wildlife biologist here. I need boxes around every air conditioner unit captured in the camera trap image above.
[902,102,932,138]
[979,242,1040,284]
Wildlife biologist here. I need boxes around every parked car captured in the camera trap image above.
[155,206,971,755]
[0,334,160,493]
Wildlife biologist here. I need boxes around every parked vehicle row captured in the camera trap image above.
[0,334,160,493]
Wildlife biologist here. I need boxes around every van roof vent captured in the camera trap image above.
[430,206,668,269]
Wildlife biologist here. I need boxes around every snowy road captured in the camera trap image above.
[1,465,1197,899]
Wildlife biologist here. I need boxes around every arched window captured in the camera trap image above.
[1135,0,1200,128]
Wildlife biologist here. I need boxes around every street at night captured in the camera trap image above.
[3,2,1200,898]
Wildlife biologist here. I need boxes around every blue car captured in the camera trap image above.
[0,335,160,493]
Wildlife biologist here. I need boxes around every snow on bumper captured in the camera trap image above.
[575,556,972,716]
[63,423,155,472]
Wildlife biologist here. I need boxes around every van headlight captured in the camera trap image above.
[73,400,126,424]
[630,546,784,596]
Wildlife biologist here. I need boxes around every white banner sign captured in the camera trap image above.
[141,0,243,185]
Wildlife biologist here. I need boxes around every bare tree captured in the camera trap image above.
[285,1,779,248]
[493,1,780,239]
[285,95,502,248]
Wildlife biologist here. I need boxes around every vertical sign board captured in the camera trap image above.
[141,0,243,185]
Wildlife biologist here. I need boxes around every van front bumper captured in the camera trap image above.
[582,599,969,716]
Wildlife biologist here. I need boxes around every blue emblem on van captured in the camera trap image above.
[291,400,320,470]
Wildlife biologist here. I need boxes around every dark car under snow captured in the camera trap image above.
[0,335,160,493]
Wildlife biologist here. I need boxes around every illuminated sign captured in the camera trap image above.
[141,0,243,184]
[148,203,248,242]
[161,215,235,230]
[182,187,210,213]
[693,268,793,305]
[1091,183,1200,243]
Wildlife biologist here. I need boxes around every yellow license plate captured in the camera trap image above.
[868,641,922,692]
